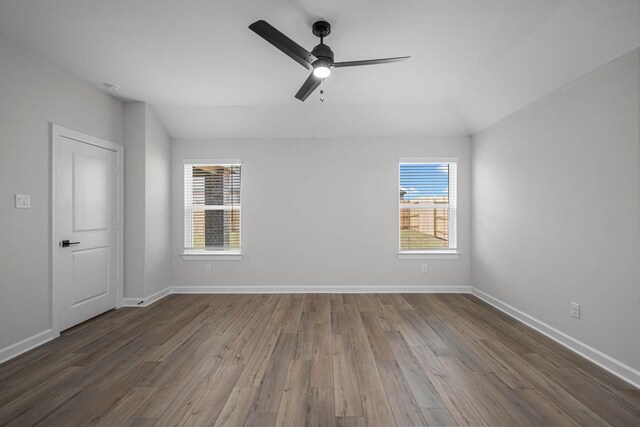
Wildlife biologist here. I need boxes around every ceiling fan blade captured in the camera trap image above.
[295,72,321,101]
[333,56,411,68]
[249,20,316,70]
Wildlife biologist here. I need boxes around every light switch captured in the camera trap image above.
[15,194,30,209]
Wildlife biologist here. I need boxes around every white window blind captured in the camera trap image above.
[399,159,457,251]
[184,161,241,252]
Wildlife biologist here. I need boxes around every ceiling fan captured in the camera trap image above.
[249,20,411,101]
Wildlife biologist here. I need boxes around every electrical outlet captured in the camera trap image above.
[571,302,580,319]
[15,194,30,209]
[205,265,212,274]
[421,264,428,273]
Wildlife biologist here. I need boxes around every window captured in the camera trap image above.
[183,160,241,258]
[399,158,458,257]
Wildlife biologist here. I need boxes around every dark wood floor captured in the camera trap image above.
[0,294,638,426]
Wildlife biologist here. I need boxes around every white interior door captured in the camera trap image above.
[58,135,118,330]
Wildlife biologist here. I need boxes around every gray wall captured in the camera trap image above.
[171,137,471,288]
[144,105,172,296]
[471,48,640,371]
[123,102,171,299]
[0,36,123,349]
[123,103,146,298]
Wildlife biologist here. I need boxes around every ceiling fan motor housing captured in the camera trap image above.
[311,43,334,64]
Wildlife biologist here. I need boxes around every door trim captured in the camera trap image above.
[51,124,124,335]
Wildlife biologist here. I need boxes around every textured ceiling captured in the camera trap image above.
[0,0,638,138]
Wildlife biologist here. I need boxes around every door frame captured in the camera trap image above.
[51,123,124,335]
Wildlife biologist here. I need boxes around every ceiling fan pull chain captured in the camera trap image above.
[320,79,325,102]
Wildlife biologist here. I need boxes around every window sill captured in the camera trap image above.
[397,251,460,260]
[181,251,243,261]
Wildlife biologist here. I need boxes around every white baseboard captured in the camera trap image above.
[122,287,171,307]
[471,287,640,389]
[0,328,58,365]
[171,285,472,294]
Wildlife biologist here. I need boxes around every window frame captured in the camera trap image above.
[181,159,243,260]
[397,157,460,260]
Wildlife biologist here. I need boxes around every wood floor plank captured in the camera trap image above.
[360,311,395,362]
[93,387,157,427]
[336,416,367,427]
[514,388,581,427]
[158,357,238,425]
[134,334,226,417]
[618,388,640,408]
[471,370,549,426]
[42,362,159,425]
[561,366,640,418]
[281,295,304,334]
[379,303,427,347]
[213,295,267,338]
[479,339,612,427]
[69,336,151,388]
[3,387,82,427]
[410,345,449,378]
[244,412,276,426]
[311,295,333,388]
[303,293,320,313]
[0,366,84,422]
[425,374,488,427]
[420,408,458,427]
[274,359,311,427]
[439,356,518,426]
[0,293,636,426]
[389,294,414,311]
[214,386,257,427]
[350,341,397,427]
[0,351,85,387]
[524,352,638,426]
[228,295,281,366]
[236,322,280,387]
[354,294,379,313]
[122,417,158,426]
[293,311,315,360]
[408,346,488,427]
[377,360,426,426]
[401,309,455,357]
[308,387,336,427]
[445,318,532,389]
[331,294,347,335]
[182,364,245,426]
[424,317,491,372]
[371,295,398,331]
[142,307,211,362]
[343,303,372,345]
[332,335,364,417]
[0,352,84,398]
[250,333,296,413]
[385,331,444,408]
[269,294,293,329]
[458,297,566,362]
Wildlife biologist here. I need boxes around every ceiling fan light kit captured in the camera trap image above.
[249,19,410,101]
[313,60,331,78]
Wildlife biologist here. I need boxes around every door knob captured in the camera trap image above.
[61,240,80,247]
